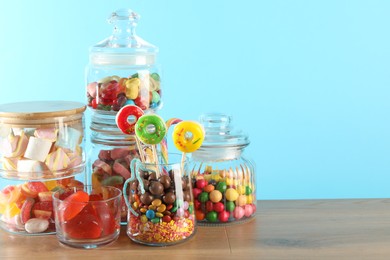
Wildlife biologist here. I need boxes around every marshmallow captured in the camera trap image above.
[17,159,49,178]
[34,128,58,142]
[24,137,53,162]
[3,131,28,158]
[67,153,83,169]
[45,148,70,172]
[0,126,11,138]
[56,127,81,152]
[2,158,18,171]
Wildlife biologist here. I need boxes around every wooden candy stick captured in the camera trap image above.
[115,105,146,162]
[135,114,167,178]
[172,121,205,175]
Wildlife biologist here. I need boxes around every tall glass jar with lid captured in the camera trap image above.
[189,113,256,225]
[85,8,163,224]
[86,8,162,114]
[0,101,86,235]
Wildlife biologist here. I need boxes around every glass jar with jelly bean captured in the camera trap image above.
[189,113,256,225]
[123,153,196,246]
[88,126,141,224]
[0,101,87,235]
[86,8,162,115]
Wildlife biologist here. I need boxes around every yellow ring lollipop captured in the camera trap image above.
[172,121,205,153]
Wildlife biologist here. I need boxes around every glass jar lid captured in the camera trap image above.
[0,101,86,126]
[198,113,250,149]
[90,8,158,66]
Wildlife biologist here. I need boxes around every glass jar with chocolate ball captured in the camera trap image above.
[189,113,256,226]
[123,154,196,246]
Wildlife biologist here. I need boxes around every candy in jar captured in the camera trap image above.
[0,101,87,235]
[189,113,256,225]
[123,154,196,246]
[86,8,162,113]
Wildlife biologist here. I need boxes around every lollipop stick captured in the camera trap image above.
[151,145,161,178]
[135,136,146,162]
[180,152,186,176]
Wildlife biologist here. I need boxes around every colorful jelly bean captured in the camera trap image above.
[86,73,162,112]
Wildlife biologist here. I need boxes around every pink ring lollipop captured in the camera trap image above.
[116,105,144,135]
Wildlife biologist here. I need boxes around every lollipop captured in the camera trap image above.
[135,114,167,177]
[115,105,146,161]
[172,121,205,173]
[172,121,205,153]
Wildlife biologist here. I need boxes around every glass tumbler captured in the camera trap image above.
[53,185,121,249]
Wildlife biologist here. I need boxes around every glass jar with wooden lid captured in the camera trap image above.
[0,101,87,235]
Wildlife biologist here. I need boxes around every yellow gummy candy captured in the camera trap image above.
[5,203,21,218]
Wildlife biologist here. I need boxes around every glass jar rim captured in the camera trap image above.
[52,185,122,204]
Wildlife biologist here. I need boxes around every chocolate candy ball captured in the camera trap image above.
[216,181,227,193]
[140,192,153,205]
[130,180,139,191]
[218,210,230,222]
[139,170,149,179]
[158,175,171,189]
[209,190,222,203]
[182,178,191,191]
[183,190,191,202]
[163,191,176,204]
[149,181,164,196]
[140,179,150,191]
[226,201,235,212]
[225,188,239,201]
[198,192,209,203]
[206,211,218,222]
[148,172,157,181]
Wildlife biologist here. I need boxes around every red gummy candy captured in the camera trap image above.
[27,182,49,193]
[94,201,118,236]
[21,198,35,224]
[33,201,54,212]
[89,194,103,201]
[60,191,89,221]
[63,204,102,239]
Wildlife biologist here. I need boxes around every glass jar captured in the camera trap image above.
[88,127,140,224]
[123,154,196,246]
[86,8,162,114]
[0,101,87,234]
[190,113,256,225]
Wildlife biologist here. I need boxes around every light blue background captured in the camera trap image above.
[1,0,389,199]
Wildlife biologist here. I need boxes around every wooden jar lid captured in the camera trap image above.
[0,101,86,119]
[0,101,86,127]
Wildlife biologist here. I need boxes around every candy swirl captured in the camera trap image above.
[172,121,205,153]
[116,105,144,135]
[135,115,167,145]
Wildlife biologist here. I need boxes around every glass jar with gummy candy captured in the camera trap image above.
[189,113,256,226]
[0,101,87,235]
[88,127,141,224]
[0,177,85,235]
[86,8,162,116]
[53,185,122,249]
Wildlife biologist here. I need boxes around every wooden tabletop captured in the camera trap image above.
[1,199,390,259]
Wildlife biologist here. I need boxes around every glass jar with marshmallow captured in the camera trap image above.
[0,101,86,235]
